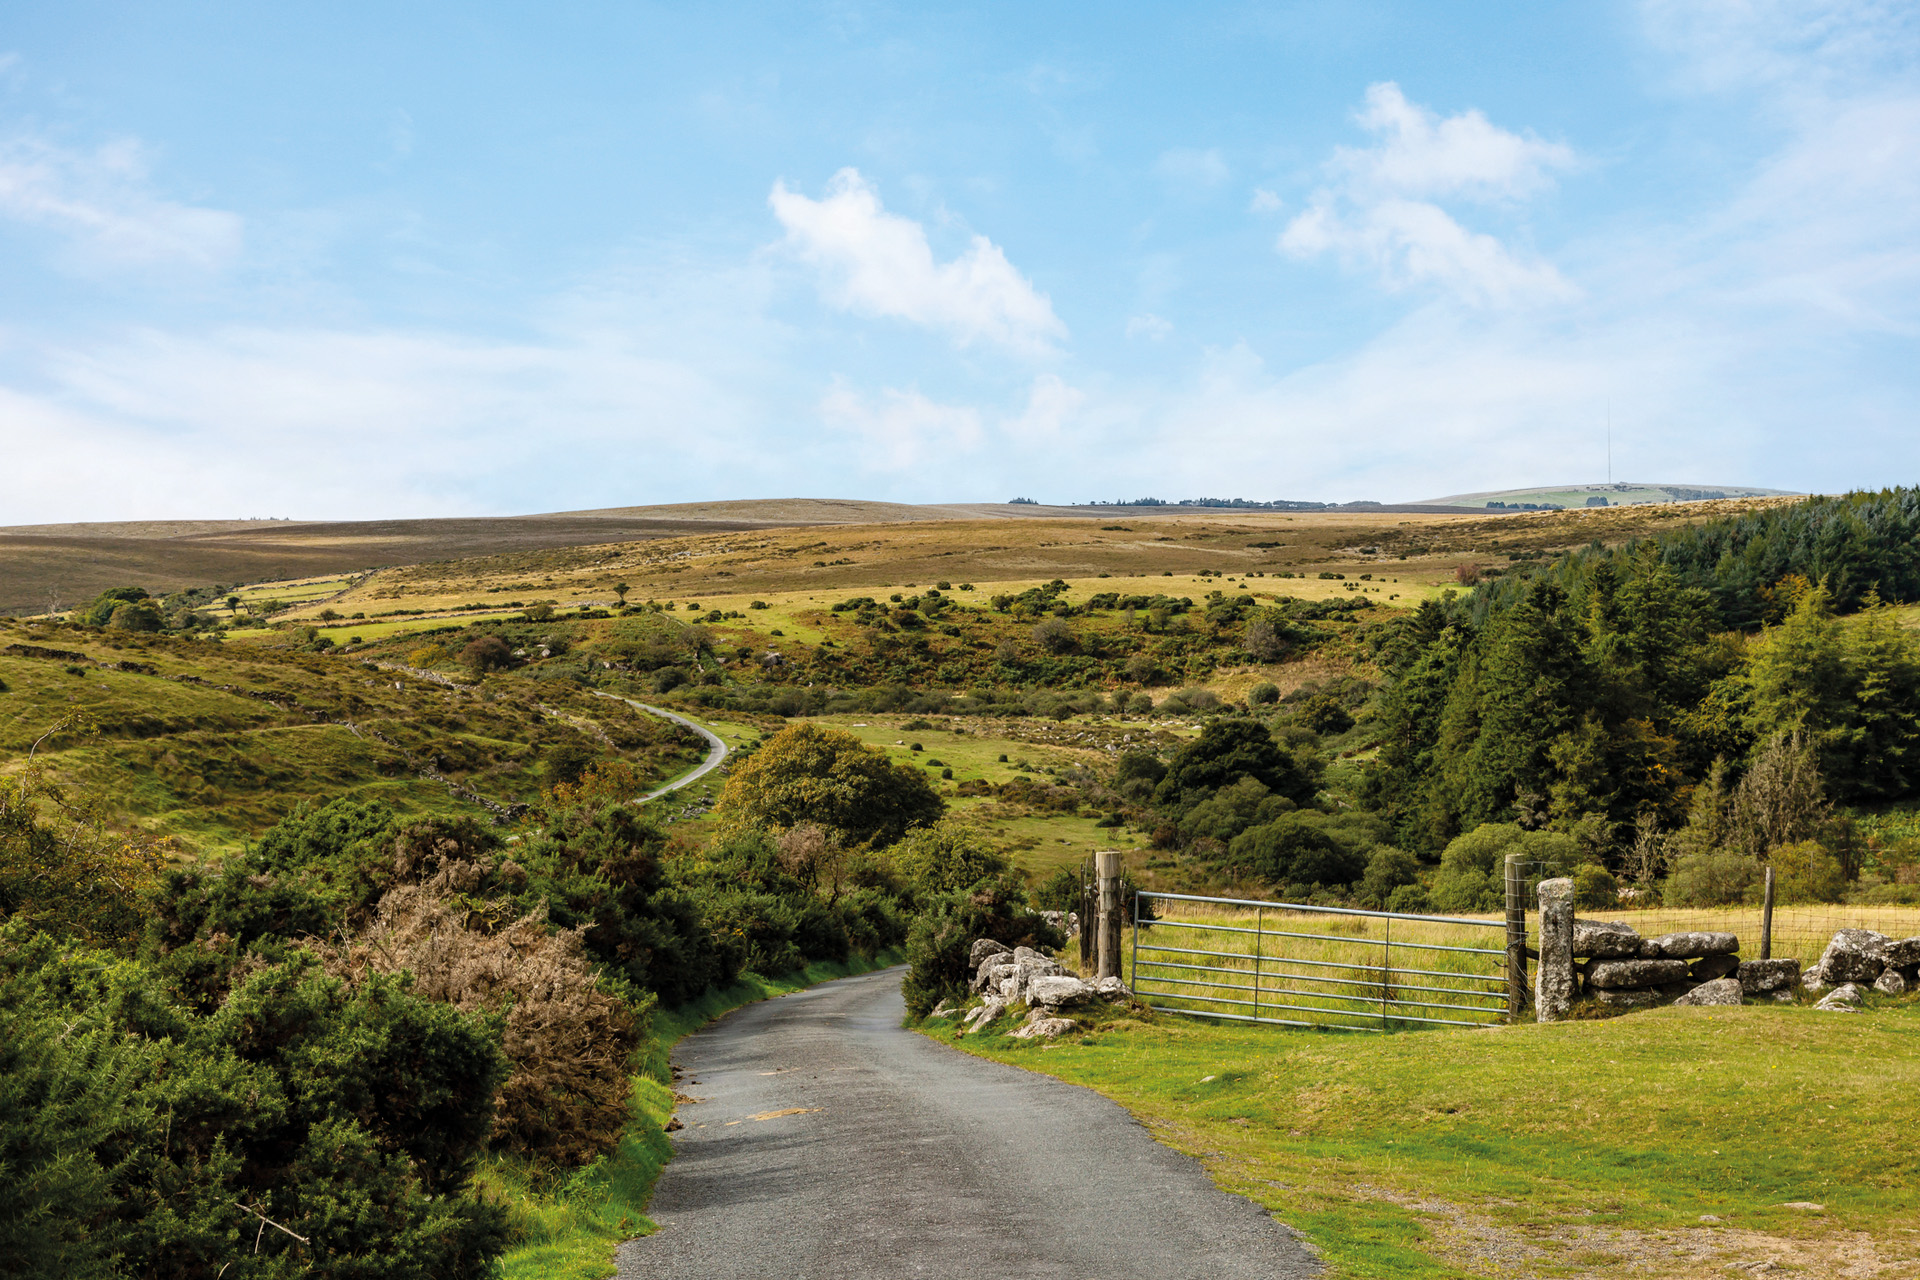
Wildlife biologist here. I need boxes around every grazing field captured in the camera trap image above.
[936,999,1920,1279]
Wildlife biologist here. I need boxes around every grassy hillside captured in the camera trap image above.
[0,495,1824,873]
[0,616,703,853]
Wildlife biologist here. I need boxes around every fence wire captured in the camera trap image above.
[1504,858,1920,963]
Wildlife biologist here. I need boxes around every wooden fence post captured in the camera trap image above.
[1096,851,1122,981]
[1504,853,1528,1020]
[1761,865,1776,961]
[1078,863,1096,969]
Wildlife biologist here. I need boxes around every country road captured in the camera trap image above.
[591,692,730,800]
[617,966,1320,1280]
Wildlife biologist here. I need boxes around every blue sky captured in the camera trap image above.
[1,1,1916,520]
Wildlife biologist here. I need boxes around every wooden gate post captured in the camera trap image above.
[1503,853,1528,1019]
[1760,864,1775,960]
[1096,851,1122,981]
[1078,863,1097,969]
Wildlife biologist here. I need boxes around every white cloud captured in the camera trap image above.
[819,380,985,471]
[817,374,1085,474]
[1153,147,1230,189]
[1282,195,1577,305]
[1249,188,1284,214]
[1280,83,1576,306]
[1008,373,1085,438]
[769,167,1065,353]
[0,134,242,272]
[1338,81,1575,201]
[1639,0,1920,96]
[1125,313,1172,340]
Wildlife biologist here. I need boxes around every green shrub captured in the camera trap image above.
[1248,682,1279,705]
[1182,777,1295,844]
[893,819,1009,894]
[1770,839,1847,903]
[0,930,511,1278]
[1298,693,1354,736]
[1227,813,1362,887]
[1386,881,1433,914]
[716,722,944,846]
[1573,863,1619,909]
[1664,849,1761,906]
[1154,718,1320,811]
[1357,845,1420,909]
[1429,824,1578,914]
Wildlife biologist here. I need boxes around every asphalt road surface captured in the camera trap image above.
[618,966,1320,1280]
[590,693,730,800]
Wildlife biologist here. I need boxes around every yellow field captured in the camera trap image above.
[199,500,1784,633]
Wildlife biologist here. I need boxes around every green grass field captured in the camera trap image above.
[935,996,1920,1278]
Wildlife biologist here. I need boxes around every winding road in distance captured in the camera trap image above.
[617,966,1321,1280]
[592,692,730,800]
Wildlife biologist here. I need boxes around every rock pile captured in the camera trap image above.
[1037,910,1079,937]
[927,938,1130,1039]
[1803,930,1920,996]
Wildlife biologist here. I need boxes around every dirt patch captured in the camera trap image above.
[1351,1182,1920,1279]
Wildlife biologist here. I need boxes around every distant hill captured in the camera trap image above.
[1419,483,1801,511]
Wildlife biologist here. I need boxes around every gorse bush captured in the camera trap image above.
[1,926,511,1280]
[319,887,644,1168]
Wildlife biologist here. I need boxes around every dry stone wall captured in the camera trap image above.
[1561,920,1920,1014]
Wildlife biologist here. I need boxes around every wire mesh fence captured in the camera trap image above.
[1128,892,1509,1032]
[1502,857,1920,963]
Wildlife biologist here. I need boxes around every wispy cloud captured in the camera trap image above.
[1154,147,1230,190]
[0,134,242,272]
[1280,82,1576,306]
[818,374,1086,475]
[769,167,1065,353]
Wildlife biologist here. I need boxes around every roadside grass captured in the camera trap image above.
[932,998,1920,1278]
[485,951,901,1280]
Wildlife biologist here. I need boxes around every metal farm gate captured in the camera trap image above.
[1130,891,1512,1031]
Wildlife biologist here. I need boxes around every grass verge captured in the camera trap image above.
[924,996,1920,1278]
[482,950,901,1280]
